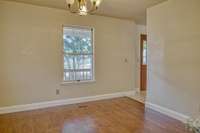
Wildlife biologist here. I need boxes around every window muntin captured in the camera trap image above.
[63,26,94,82]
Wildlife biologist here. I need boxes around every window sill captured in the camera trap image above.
[60,80,96,86]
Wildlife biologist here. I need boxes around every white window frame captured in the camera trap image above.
[61,25,95,84]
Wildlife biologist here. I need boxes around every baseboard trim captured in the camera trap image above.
[145,102,189,123]
[135,88,140,93]
[0,90,135,114]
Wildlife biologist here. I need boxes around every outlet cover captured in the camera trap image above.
[56,89,60,95]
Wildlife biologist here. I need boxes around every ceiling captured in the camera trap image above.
[5,0,167,25]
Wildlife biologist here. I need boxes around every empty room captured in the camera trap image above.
[0,0,200,132]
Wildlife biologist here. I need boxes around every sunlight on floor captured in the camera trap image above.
[129,91,146,103]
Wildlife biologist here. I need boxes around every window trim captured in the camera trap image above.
[61,25,95,85]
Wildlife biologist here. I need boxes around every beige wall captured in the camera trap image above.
[0,1,137,107]
[147,0,200,117]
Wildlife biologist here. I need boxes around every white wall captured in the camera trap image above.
[0,1,137,107]
[147,0,200,117]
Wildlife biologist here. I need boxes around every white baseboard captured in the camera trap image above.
[0,90,135,115]
[135,88,140,93]
[145,102,189,123]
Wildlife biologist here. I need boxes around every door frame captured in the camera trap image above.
[140,34,147,91]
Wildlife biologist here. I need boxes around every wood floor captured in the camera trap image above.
[0,97,190,133]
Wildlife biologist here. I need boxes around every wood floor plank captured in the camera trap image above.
[0,97,191,133]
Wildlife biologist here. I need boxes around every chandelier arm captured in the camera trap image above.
[65,0,78,14]
[66,6,79,14]
[78,0,81,10]
[88,6,98,13]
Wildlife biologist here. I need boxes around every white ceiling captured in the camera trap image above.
[5,0,167,25]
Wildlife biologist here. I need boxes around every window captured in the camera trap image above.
[143,40,147,65]
[63,26,94,83]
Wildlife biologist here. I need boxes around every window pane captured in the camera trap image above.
[64,55,74,81]
[143,57,147,65]
[143,40,147,65]
[63,27,94,82]
[143,49,147,57]
[74,55,93,80]
[63,28,92,54]
[64,55,73,70]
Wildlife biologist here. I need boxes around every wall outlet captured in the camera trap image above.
[56,89,60,95]
[124,58,128,63]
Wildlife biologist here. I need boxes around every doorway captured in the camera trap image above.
[129,34,147,103]
[140,34,147,91]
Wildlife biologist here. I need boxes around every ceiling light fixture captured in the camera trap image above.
[66,0,102,16]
